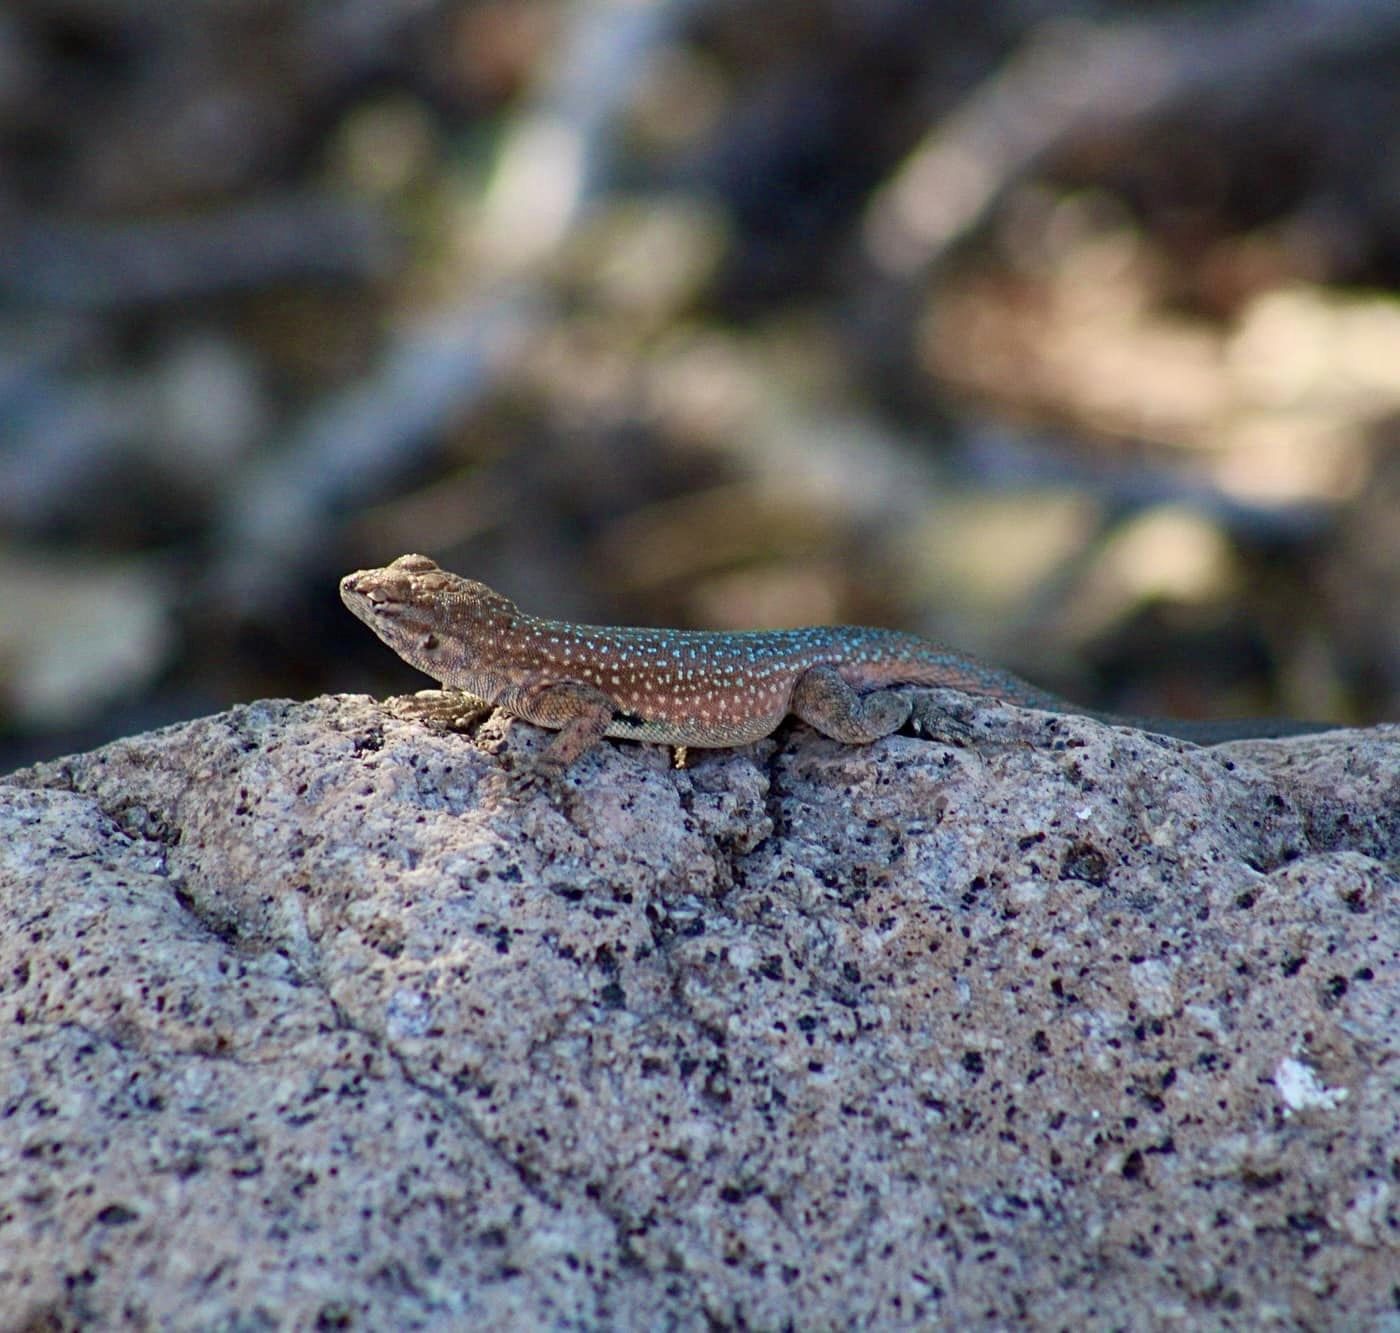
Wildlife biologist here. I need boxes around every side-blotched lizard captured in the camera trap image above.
[341,554,1332,789]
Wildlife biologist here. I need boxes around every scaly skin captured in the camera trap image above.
[340,554,1333,785]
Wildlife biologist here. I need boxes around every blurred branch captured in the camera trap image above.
[211,0,706,608]
[215,286,538,589]
[0,194,395,309]
[956,422,1332,542]
[863,0,1400,279]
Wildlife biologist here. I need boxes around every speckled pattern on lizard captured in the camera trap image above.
[341,554,1334,789]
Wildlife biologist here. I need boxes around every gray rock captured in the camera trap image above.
[2,697,1397,1329]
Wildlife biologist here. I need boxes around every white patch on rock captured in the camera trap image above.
[1274,1057,1348,1114]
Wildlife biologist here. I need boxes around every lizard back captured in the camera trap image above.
[492,615,1070,746]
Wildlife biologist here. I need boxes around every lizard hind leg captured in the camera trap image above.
[790,663,912,744]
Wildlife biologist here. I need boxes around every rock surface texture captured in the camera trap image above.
[2,695,1397,1329]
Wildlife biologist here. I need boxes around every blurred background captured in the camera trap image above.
[3,0,1399,771]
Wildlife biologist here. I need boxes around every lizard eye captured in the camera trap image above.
[420,633,439,651]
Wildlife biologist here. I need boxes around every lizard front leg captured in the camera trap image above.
[498,678,618,793]
[790,664,912,743]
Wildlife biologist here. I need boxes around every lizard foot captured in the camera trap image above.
[908,691,980,745]
[502,753,570,803]
[389,690,493,733]
[910,689,1094,749]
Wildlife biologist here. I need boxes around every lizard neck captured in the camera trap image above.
[359,580,522,700]
[427,595,530,699]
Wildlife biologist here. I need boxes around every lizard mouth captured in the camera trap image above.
[340,572,403,619]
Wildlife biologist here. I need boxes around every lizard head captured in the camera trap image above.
[340,554,518,685]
